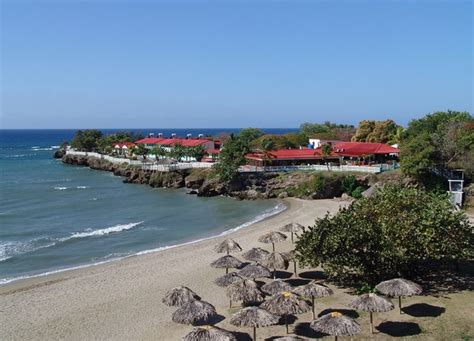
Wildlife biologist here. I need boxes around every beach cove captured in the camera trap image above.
[2,198,472,340]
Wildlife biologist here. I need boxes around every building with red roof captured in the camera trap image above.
[245,142,399,167]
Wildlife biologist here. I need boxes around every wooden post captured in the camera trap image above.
[399,296,402,314]
[253,326,256,341]
[291,232,294,243]
[272,243,275,252]
[370,312,374,334]
[229,298,232,308]
[312,297,316,319]
[293,260,297,277]
[285,314,289,334]
[226,267,229,274]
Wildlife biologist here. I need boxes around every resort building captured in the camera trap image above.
[113,142,136,156]
[245,141,399,167]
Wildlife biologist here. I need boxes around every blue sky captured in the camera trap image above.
[1,0,472,129]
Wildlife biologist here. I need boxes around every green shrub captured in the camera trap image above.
[296,184,473,285]
[341,175,357,194]
[351,186,365,198]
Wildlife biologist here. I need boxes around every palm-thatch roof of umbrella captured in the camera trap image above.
[215,238,242,255]
[375,278,422,314]
[172,299,217,325]
[272,337,307,341]
[280,223,305,243]
[227,279,265,306]
[292,281,333,319]
[238,264,272,280]
[281,250,299,277]
[211,255,243,274]
[215,272,243,287]
[310,311,361,340]
[182,325,237,341]
[349,293,394,334]
[162,286,201,307]
[261,291,311,333]
[261,279,293,295]
[242,247,270,263]
[258,231,287,251]
[230,306,280,341]
[261,252,289,278]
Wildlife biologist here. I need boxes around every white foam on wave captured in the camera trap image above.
[0,239,56,263]
[67,221,144,240]
[54,186,69,190]
[76,186,90,189]
[32,147,54,151]
[51,145,60,148]
[0,203,287,285]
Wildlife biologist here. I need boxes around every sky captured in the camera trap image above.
[1,0,472,129]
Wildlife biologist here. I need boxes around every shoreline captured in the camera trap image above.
[0,200,287,286]
[0,198,346,340]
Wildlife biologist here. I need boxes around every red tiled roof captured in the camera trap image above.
[246,148,327,161]
[134,137,166,144]
[159,138,211,147]
[206,148,220,154]
[113,142,136,148]
[331,142,399,156]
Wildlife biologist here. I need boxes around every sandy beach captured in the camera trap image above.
[0,198,340,340]
[1,198,472,341]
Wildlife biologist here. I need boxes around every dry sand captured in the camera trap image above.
[1,198,472,341]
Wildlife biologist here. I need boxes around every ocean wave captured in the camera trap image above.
[51,145,60,148]
[54,186,69,190]
[66,221,144,240]
[31,147,54,151]
[0,204,286,285]
[0,239,56,263]
[53,185,90,190]
[76,186,90,189]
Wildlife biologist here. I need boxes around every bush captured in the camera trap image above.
[341,175,357,194]
[295,184,473,285]
[351,186,365,198]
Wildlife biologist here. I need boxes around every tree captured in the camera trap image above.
[352,120,400,143]
[169,143,186,161]
[71,130,85,150]
[71,129,103,152]
[213,134,249,183]
[295,185,473,285]
[321,144,332,170]
[152,145,169,159]
[400,111,473,179]
[260,138,276,165]
[239,128,264,149]
[188,145,206,161]
[133,144,148,158]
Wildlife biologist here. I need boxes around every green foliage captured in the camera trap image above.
[352,119,401,143]
[169,143,186,160]
[133,144,148,157]
[400,110,473,180]
[355,282,376,295]
[213,134,249,183]
[321,144,332,158]
[341,175,357,194]
[239,128,264,148]
[296,184,473,285]
[152,145,169,158]
[187,145,206,161]
[71,129,103,152]
[351,186,365,199]
[300,121,355,141]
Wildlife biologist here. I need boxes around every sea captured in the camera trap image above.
[0,129,297,284]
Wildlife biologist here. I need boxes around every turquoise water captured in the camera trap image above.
[0,130,285,284]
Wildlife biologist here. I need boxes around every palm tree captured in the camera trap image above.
[260,138,276,168]
[321,143,332,170]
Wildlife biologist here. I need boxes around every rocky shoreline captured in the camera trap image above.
[61,153,368,200]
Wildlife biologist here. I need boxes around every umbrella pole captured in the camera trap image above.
[229,298,232,308]
[291,232,294,243]
[334,337,338,341]
[226,267,229,274]
[272,243,275,252]
[312,297,315,319]
[293,260,297,277]
[253,326,256,341]
[273,267,276,279]
[285,314,289,334]
[370,312,374,334]
[399,296,402,314]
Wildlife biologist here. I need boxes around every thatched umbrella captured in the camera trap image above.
[349,293,394,334]
[258,231,287,252]
[261,291,311,334]
[261,279,293,295]
[215,272,243,287]
[215,238,242,255]
[242,247,270,263]
[292,281,333,319]
[272,337,306,341]
[172,299,217,325]
[182,325,237,341]
[238,264,272,280]
[375,278,422,314]
[281,250,298,276]
[280,223,305,243]
[261,252,289,279]
[162,286,201,307]
[227,279,265,308]
[310,311,361,341]
[230,306,279,340]
[211,255,243,274]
